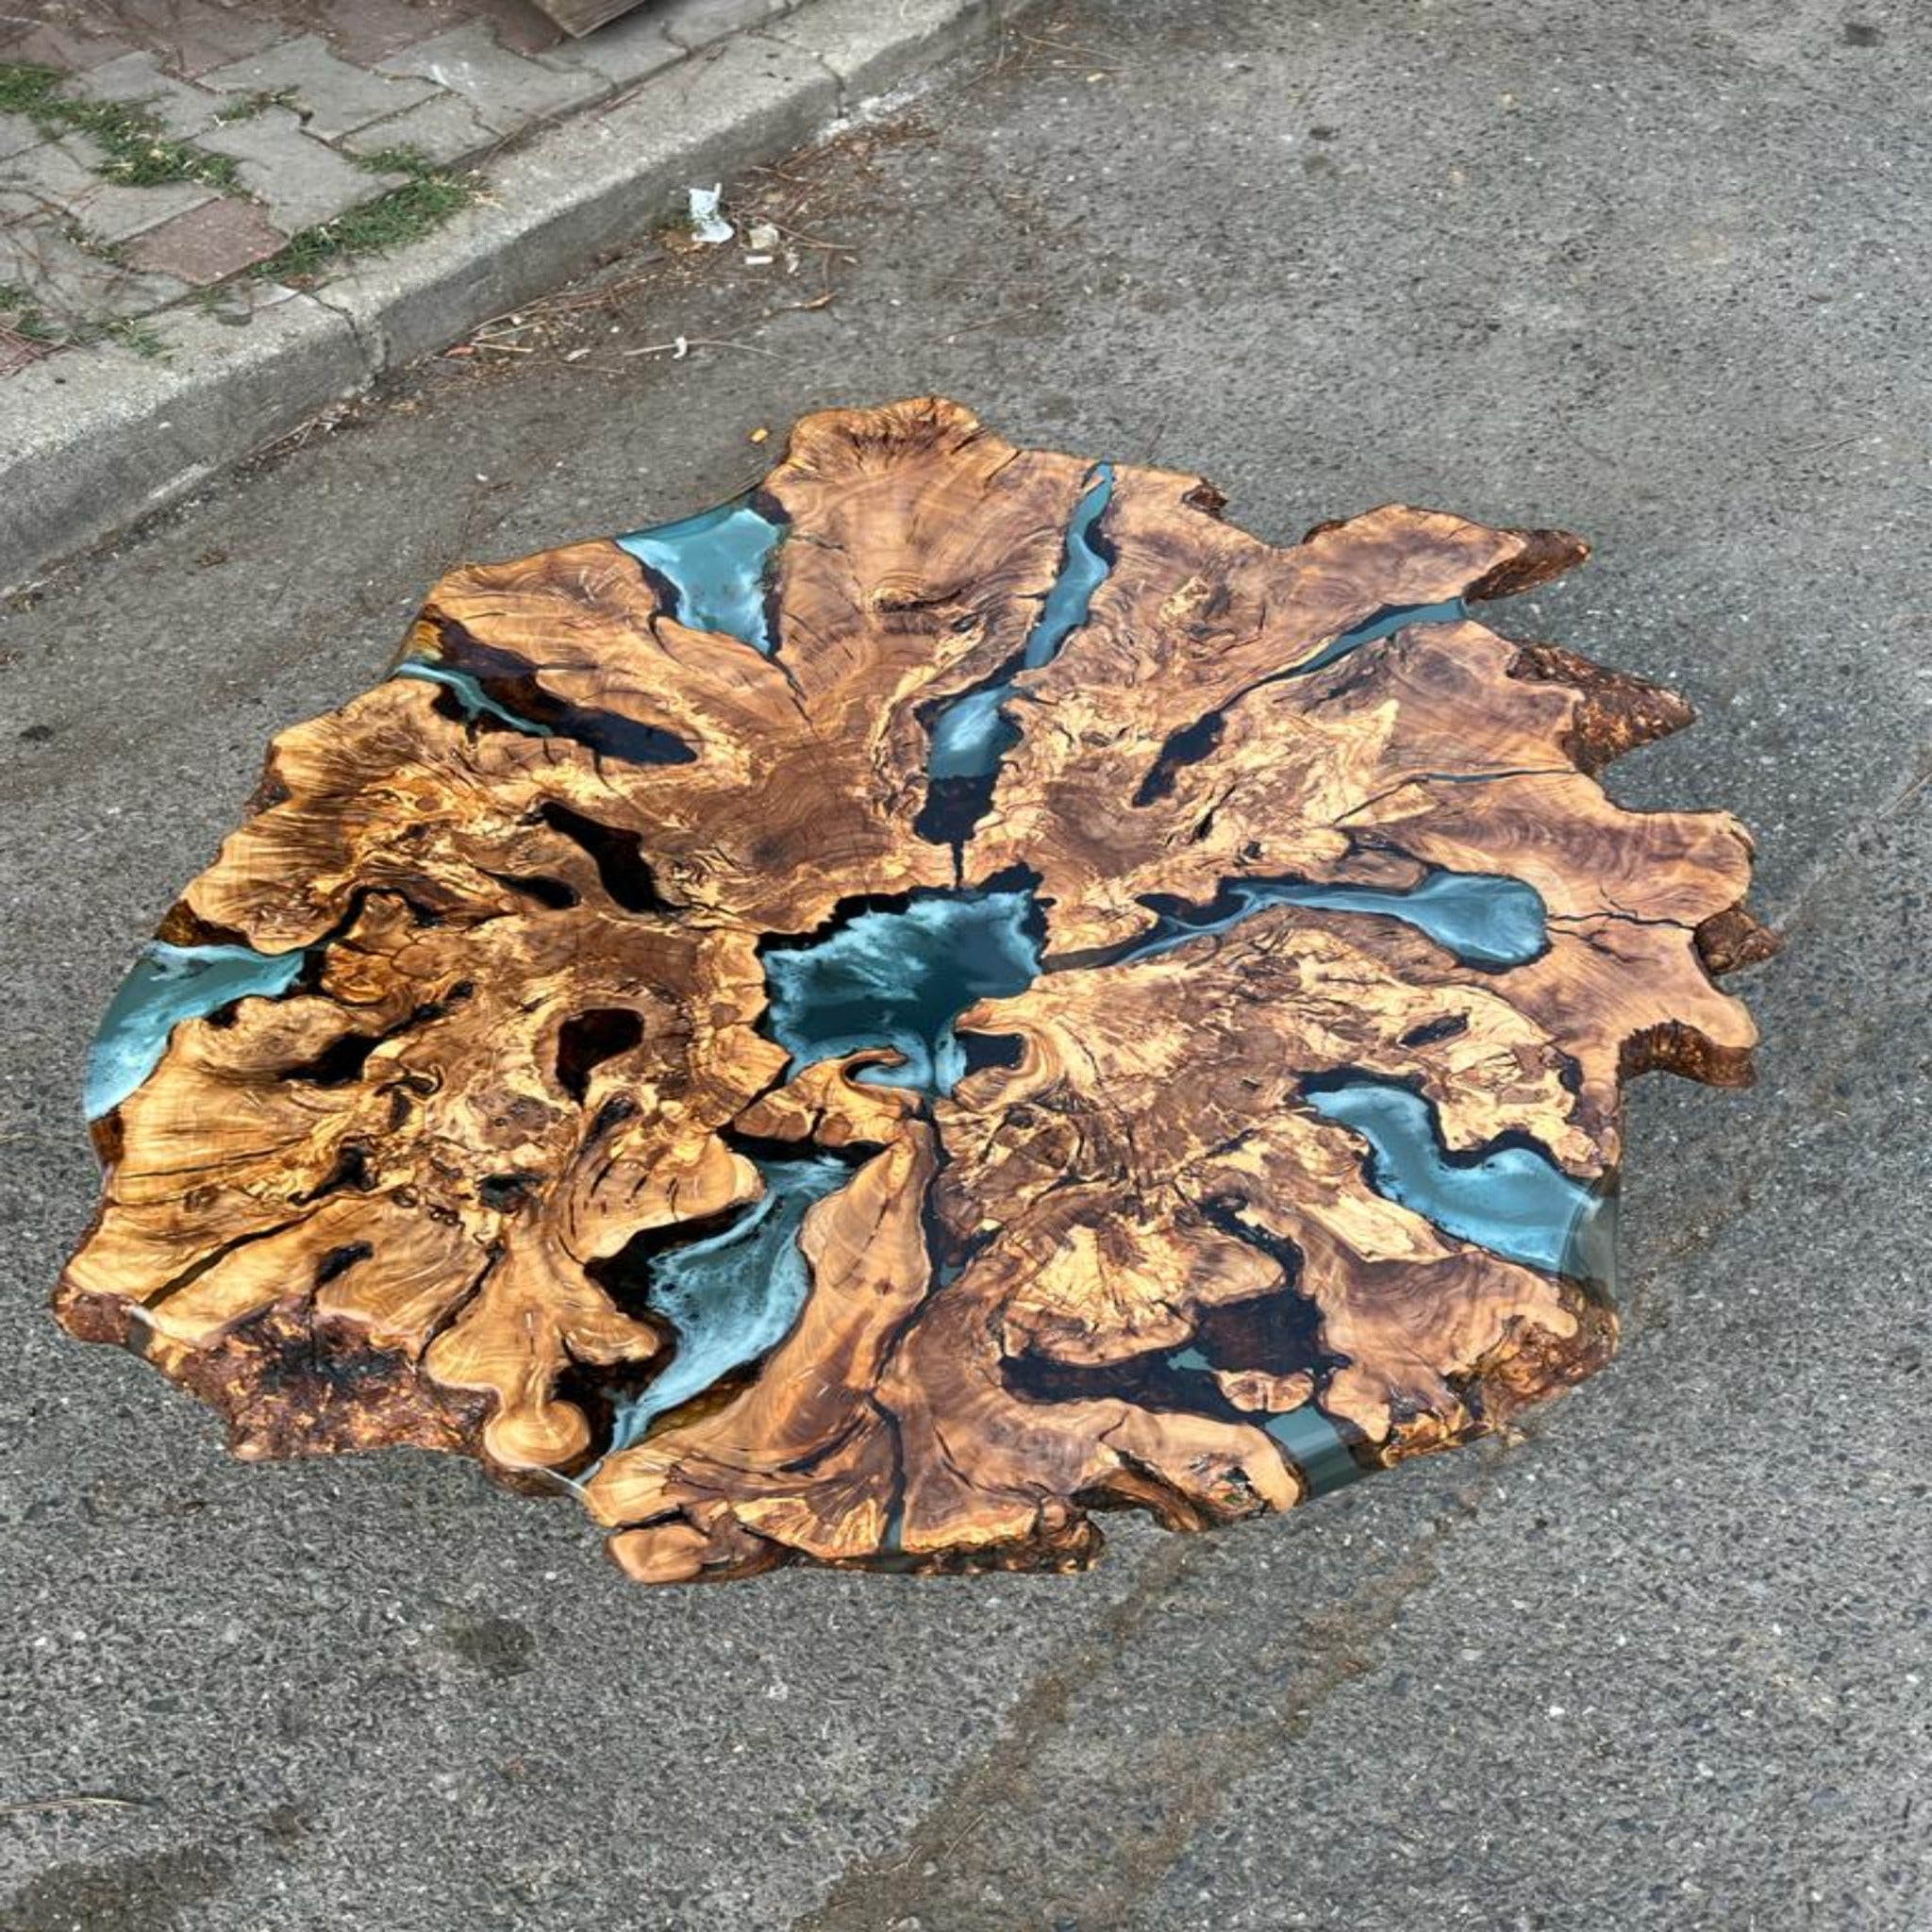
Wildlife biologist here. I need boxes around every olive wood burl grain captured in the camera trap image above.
[56,398,1774,1586]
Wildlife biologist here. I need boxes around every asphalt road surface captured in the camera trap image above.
[2,3,1926,1927]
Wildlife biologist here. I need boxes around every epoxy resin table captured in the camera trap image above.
[57,399,1773,1586]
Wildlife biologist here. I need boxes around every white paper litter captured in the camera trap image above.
[687,184,733,245]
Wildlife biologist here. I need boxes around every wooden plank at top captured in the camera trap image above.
[525,0,650,37]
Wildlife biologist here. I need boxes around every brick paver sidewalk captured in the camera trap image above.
[1,0,785,370]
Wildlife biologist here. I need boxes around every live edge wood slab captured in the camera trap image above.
[57,398,1774,1587]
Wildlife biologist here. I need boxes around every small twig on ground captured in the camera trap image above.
[744,161,821,188]
[945,302,1041,338]
[1012,25,1108,55]
[619,336,776,358]
[764,219,858,258]
[0,1793,152,1816]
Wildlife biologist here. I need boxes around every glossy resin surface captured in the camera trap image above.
[58,399,1773,1586]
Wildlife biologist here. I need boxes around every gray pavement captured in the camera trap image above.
[2,0,1020,588]
[2,2,1928,1927]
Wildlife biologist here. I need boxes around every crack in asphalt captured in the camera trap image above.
[791,1471,1499,1932]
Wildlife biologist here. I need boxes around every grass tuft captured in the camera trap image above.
[252,153,476,284]
[0,280,58,342]
[0,279,166,356]
[0,59,238,189]
[213,87,298,124]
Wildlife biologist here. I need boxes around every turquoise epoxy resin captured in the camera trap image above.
[926,685,1022,784]
[391,651,694,764]
[1303,1076,1612,1283]
[615,497,785,654]
[1020,462,1117,669]
[763,890,1043,1095]
[1264,1406,1370,1495]
[1300,596,1468,676]
[1167,1345,1367,1497]
[1117,868,1547,970]
[391,658,555,737]
[85,941,306,1120]
[926,464,1116,785]
[606,1157,851,1453]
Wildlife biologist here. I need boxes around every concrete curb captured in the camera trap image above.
[0,0,1021,591]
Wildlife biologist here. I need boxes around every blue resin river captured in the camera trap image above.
[1115,868,1546,970]
[924,458,1467,788]
[754,869,1594,1275]
[606,1156,851,1452]
[615,497,785,654]
[391,658,554,737]
[927,463,1116,783]
[391,653,694,765]
[1297,595,1467,675]
[85,941,306,1120]
[1303,1076,1610,1281]
[764,890,1043,1095]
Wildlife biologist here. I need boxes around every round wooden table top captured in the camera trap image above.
[58,398,1773,1586]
